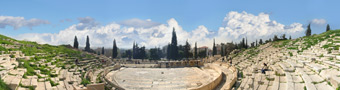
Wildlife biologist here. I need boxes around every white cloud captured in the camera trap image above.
[119,18,161,28]
[16,18,191,49]
[15,11,305,49]
[0,16,50,29]
[310,19,327,26]
[216,11,304,44]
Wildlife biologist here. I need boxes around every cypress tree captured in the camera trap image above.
[85,35,90,52]
[73,36,79,49]
[306,24,312,36]
[242,38,245,48]
[101,47,105,55]
[133,41,136,59]
[220,43,224,56]
[212,39,217,56]
[326,24,330,32]
[246,37,248,49]
[194,42,197,59]
[255,39,258,46]
[184,40,190,60]
[112,39,118,59]
[170,27,178,60]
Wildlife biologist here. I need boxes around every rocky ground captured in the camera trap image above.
[228,30,340,90]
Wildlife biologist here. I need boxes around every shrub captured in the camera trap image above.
[81,78,91,86]
[47,78,59,86]
[10,55,15,58]
[49,73,58,77]
[288,52,293,57]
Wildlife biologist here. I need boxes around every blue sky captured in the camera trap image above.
[0,0,339,48]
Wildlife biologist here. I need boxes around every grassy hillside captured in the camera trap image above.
[274,29,340,52]
[0,34,97,89]
[0,34,85,58]
[228,29,340,60]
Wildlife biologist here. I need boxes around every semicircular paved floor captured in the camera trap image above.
[111,67,219,90]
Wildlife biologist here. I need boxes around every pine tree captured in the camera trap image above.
[97,51,100,55]
[73,36,79,49]
[170,27,178,60]
[133,42,141,59]
[85,35,90,52]
[112,39,118,59]
[140,46,146,60]
[194,42,197,59]
[149,48,160,60]
[246,37,248,49]
[326,24,331,32]
[273,35,278,41]
[167,43,171,60]
[212,39,217,56]
[127,50,132,59]
[184,40,190,60]
[255,39,258,47]
[101,47,105,55]
[281,34,286,40]
[289,36,292,40]
[251,42,255,47]
[220,43,224,56]
[259,39,263,45]
[306,24,312,36]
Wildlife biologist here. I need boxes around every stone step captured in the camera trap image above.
[330,76,340,89]
[279,63,295,72]
[315,82,333,90]
[294,83,305,90]
[270,65,285,76]
[305,63,327,72]
[296,68,317,90]
[271,76,280,90]
[284,60,303,68]
[285,72,294,90]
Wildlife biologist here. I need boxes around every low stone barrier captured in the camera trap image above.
[103,64,125,90]
[86,83,105,90]
[189,64,223,90]
[224,66,238,90]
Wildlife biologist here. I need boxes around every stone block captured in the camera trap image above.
[9,76,20,90]
[330,76,340,89]
[21,79,31,86]
[31,79,38,88]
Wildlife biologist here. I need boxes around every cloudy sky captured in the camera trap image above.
[0,0,339,49]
